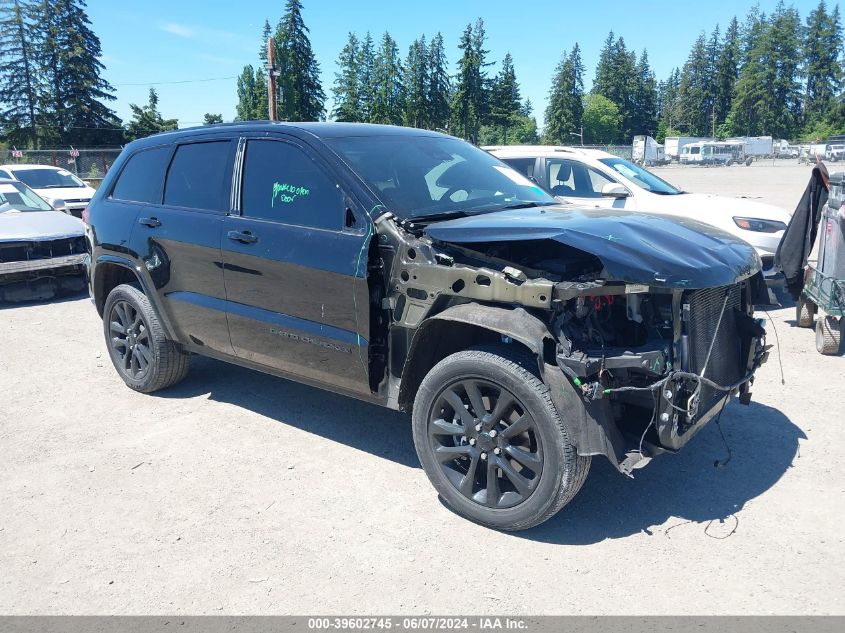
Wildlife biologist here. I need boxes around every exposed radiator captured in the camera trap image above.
[686,284,743,415]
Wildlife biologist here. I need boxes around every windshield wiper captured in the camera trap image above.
[40,184,76,188]
[404,209,474,223]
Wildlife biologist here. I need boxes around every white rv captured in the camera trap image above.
[663,136,710,161]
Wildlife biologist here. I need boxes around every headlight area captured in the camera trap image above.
[733,216,787,233]
[551,280,770,472]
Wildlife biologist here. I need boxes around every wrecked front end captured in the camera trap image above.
[0,235,88,302]
[380,206,770,475]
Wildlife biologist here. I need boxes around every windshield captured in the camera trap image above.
[326,135,556,219]
[0,181,54,213]
[11,167,86,189]
[597,157,682,195]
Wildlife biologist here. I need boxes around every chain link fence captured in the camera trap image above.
[579,144,633,159]
[0,148,123,188]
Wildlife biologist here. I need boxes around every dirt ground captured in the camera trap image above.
[1,162,843,615]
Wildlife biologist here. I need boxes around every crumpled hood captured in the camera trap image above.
[0,210,85,242]
[424,205,760,289]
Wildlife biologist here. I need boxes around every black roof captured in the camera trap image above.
[129,121,447,150]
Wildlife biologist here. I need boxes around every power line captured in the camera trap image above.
[112,76,237,87]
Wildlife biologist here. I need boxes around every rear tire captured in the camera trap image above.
[815,315,841,355]
[412,346,590,531]
[796,296,816,328]
[103,284,190,393]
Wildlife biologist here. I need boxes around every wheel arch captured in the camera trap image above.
[94,255,177,340]
[397,303,554,413]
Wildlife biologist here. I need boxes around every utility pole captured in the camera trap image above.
[266,37,279,121]
[570,125,584,146]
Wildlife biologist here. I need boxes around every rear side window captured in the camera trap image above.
[111,147,171,204]
[502,158,535,179]
[164,141,233,212]
[240,140,343,230]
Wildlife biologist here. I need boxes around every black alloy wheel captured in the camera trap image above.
[428,378,543,509]
[109,299,152,380]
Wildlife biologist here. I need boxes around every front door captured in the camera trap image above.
[543,158,634,210]
[221,137,372,395]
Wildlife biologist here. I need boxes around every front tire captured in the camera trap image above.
[103,284,190,393]
[796,296,816,328]
[412,347,590,531]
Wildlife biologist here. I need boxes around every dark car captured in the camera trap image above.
[87,123,770,530]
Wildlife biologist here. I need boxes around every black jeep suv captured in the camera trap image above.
[87,123,770,530]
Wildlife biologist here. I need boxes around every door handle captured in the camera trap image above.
[138,216,161,228]
[227,230,257,244]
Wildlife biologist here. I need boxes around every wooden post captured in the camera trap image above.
[267,37,277,121]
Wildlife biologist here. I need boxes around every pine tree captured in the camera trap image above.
[203,113,223,125]
[404,35,430,128]
[125,88,177,141]
[714,17,740,130]
[274,0,325,121]
[488,53,521,143]
[592,33,637,141]
[544,44,584,144]
[371,31,404,125]
[657,67,682,134]
[357,32,376,123]
[258,19,271,63]
[678,32,711,135]
[450,20,490,143]
[236,64,264,120]
[0,0,39,146]
[632,49,658,136]
[30,0,120,146]
[726,3,803,138]
[427,32,450,131]
[332,32,361,122]
[804,1,843,126]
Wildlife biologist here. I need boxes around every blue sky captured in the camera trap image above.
[88,0,797,127]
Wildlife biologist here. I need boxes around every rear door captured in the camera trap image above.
[221,135,371,395]
[128,138,236,354]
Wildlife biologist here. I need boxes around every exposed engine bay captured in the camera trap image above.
[368,210,771,474]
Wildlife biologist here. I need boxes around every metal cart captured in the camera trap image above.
[796,172,845,354]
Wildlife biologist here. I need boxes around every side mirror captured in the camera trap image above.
[51,198,67,212]
[601,183,630,198]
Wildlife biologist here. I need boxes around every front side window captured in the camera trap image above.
[240,140,343,230]
[547,159,614,198]
[111,146,172,204]
[164,141,232,212]
[10,167,85,189]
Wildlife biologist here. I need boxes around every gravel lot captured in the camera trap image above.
[1,162,843,615]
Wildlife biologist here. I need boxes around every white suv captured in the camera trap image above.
[487,145,791,283]
[0,164,96,219]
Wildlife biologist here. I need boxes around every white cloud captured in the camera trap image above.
[159,22,196,38]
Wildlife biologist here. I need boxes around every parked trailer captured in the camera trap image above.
[632,135,667,166]
[726,136,774,158]
[679,141,750,166]
[664,136,710,161]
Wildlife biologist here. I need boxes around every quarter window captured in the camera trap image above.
[111,146,171,204]
[164,141,232,212]
[240,140,343,230]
